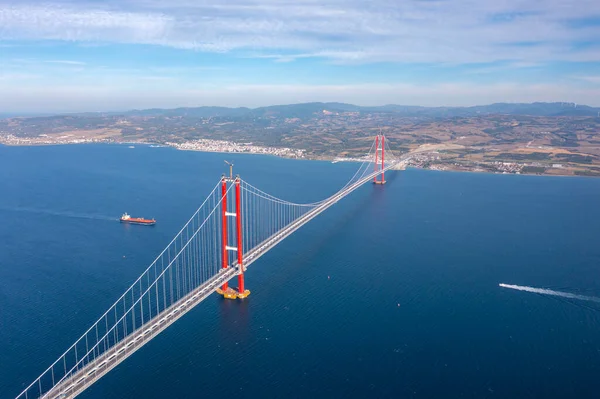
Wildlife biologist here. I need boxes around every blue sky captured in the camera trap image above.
[0,0,600,112]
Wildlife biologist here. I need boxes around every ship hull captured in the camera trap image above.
[120,219,156,226]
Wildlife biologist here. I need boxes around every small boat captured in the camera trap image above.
[120,212,155,226]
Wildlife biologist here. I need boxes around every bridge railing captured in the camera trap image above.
[16,135,400,399]
[16,182,231,399]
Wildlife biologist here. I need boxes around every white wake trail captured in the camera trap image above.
[0,206,116,221]
[499,283,600,303]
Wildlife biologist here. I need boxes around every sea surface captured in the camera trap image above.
[2,144,600,398]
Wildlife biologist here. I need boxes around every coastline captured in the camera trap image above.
[1,140,597,178]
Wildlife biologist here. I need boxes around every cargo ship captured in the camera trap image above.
[120,212,156,226]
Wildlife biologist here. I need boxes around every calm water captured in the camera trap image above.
[2,144,600,398]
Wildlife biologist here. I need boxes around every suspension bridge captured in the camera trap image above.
[16,135,399,399]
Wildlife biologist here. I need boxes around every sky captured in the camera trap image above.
[0,0,600,113]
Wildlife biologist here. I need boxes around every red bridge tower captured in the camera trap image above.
[373,134,386,184]
[216,163,250,300]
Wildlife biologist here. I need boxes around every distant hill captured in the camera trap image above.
[0,111,66,119]
[3,102,599,120]
[348,102,599,117]
[120,106,252,118]
[114,101,600,119]
[458,102,599,117]
[4,99,600,178]
[0,112,36,118]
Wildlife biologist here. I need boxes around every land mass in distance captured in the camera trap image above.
[2,101,600,177]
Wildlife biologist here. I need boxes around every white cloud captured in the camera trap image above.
[573,76,600,84]
[1,1,599,111]
[0,1,599,63]
[0,72,41,80]
[0,4,171,44]
[44,60,87,65]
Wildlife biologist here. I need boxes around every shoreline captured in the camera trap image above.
[0,139,333,161]
[1,140,597,179]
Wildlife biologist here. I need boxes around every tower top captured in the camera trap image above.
[224,160,234,179]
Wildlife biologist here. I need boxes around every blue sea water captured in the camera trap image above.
[1,143,600,398]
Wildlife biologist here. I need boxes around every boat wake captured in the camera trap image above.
[0,206,116,221]
[499,283,600,303]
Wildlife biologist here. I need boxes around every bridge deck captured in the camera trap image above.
[39,161,400,399]
[43,266,238,399]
